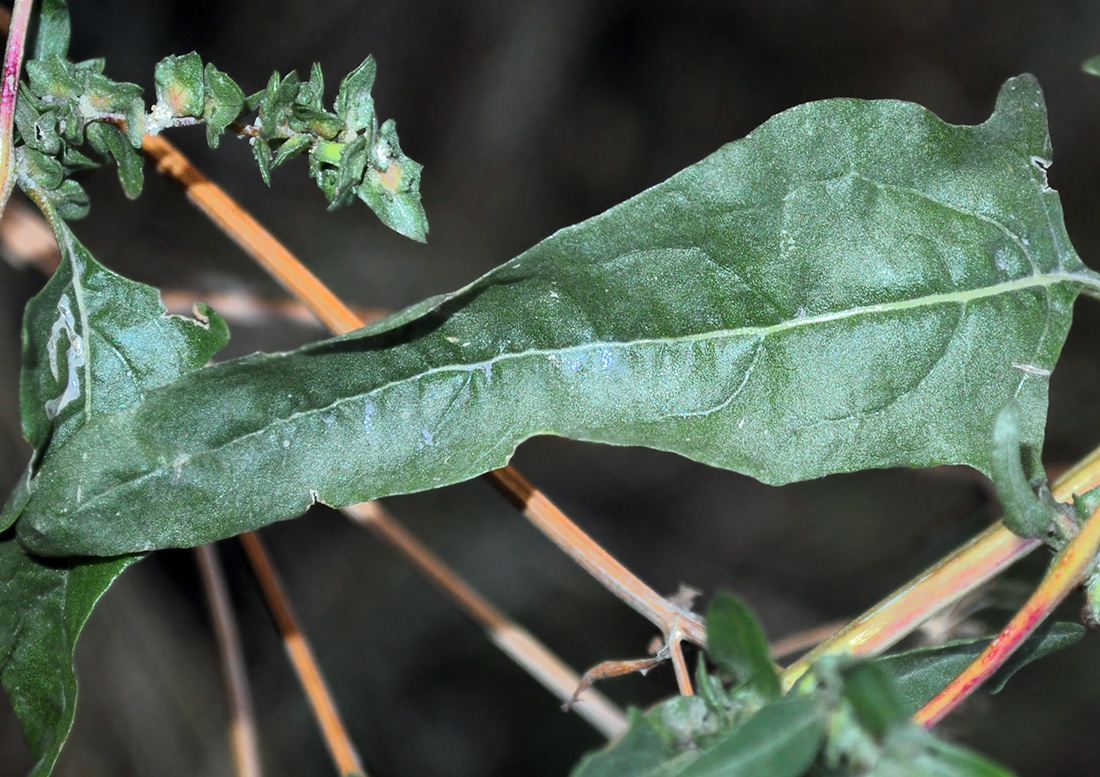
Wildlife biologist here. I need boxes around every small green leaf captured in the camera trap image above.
[335,56,377,135]
[328,134,369,208]
[705,591,780,700]
[203,62,245,149]
[49,179,90,221]
[272,133,312,168]
[839,662,907,739]
[154,52,204,118]
[19,146,65,190]
[25,55,81,102]
[81,72,143,121]
[252,137,272,185]
[289,103,342,140]
[257,71,301,140]
[874,621,1084,715]
[31,0,71,60]
[677,697,826,777]
[1084,55,1100,77]
[299,62,326,111]
[14,84,61,155]
[86,122,143,198]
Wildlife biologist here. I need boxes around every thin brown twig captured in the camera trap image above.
[343,501,627,738]
[237,532,366,777]
[143,134,705,659]
[667,637,693,696]
[194,544,263,777]
[487,466,706,644]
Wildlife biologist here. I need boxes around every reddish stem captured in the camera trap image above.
[0,0,32,218]
[914,502,1100,727]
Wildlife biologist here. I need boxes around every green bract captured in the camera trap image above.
[17,76,1099,557]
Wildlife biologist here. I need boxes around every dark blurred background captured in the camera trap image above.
[3,1,1100,775]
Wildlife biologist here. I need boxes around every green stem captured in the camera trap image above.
[0,0,33,220]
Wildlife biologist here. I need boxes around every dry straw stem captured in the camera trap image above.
[142,134,703,672]
[344,501,627,738]
[238,532,367,777]
[194,543,263,777]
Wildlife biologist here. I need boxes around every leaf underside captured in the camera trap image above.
[18,75,1097,557]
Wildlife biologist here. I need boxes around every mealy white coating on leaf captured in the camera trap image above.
[43,293,85,419]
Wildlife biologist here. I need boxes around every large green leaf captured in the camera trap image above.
[0,218,226,776]
[874,621,1085,715]
[17,75,1100,556]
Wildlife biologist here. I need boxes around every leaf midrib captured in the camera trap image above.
[52,269,1096,520]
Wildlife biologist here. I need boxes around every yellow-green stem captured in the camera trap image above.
[915,501,1100,726]
[782,443,1100,689]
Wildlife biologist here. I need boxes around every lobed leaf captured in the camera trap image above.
[17,75,1100,556]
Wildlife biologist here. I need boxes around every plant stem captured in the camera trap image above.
[768,620,848,661]
[915,501,1100,726]
[343,501,627,739]
[0,0,31,220]
[487,466,705,644]
[238,532,366,777]
[195,544,263,777]
[781,443,1100,688]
